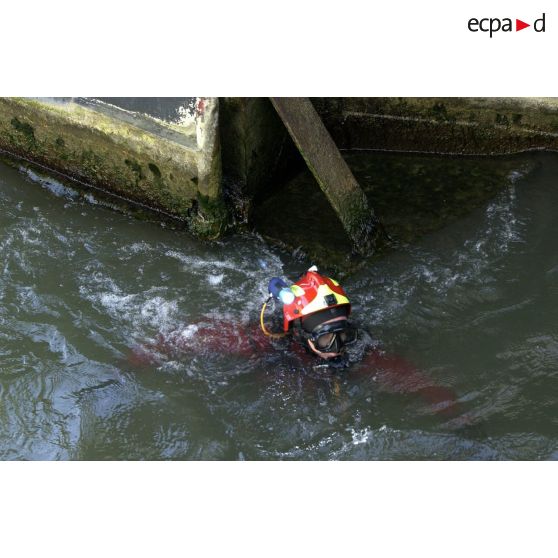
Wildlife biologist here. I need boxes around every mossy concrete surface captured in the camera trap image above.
[0,97,226,238]
[270,97,382,256]
[311,97,558,154]
[219,97,300,225]
[4,96,558,257]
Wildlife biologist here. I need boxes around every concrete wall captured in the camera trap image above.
[3,96,558,250]
[311,97,558,154]
[219,97,301,224]
[218,97,558,239]
[0,97,225,237]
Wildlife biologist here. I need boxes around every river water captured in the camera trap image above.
[1,152,557,460]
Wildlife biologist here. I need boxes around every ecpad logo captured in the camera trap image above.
[468,13,546,37]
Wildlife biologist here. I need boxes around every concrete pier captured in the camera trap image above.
[0,97,225,237]
[3,96,558,261]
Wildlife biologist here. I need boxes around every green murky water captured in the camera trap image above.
[254,152,536,266]
[1,152,557,459]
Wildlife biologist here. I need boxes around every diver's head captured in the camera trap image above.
[271,266,356,358]
[300,308,357,359]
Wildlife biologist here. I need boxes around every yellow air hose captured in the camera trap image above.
[260,299,287,339]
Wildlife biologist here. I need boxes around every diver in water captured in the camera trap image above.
[130,265,461,418]
[262,265,361,369]
[262,266,460,416]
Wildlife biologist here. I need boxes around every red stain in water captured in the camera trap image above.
[128,318,461,418]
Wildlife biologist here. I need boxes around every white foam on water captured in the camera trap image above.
[508,168,529,185]
[48,330,69,362]
[16,286,61,318]
[406,185,523,306]
[22,167,79,200]
[18,226,44,246]
[165,250,239,272]
[81,280,181,335]
[349,426,373,446]
[124,242,154,255]
[10,320,78,365]
[360,178,527,327]
[79,271,121,298]
[165,240,284,280]
[53,230,70,245]
[161,241,286,318]
[98,292,135,314]
[139,296,179,328]
[208,274,224,286]
[83,193,99,205]
[179,324,199,339]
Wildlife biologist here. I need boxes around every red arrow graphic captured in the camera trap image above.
[516,19,530,31]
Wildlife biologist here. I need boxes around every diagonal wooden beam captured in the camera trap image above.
[270,97,381,255]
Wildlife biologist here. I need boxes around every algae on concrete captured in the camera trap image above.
[311,97,558,154]
[0,97,226,238]
[5,96,558,264]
